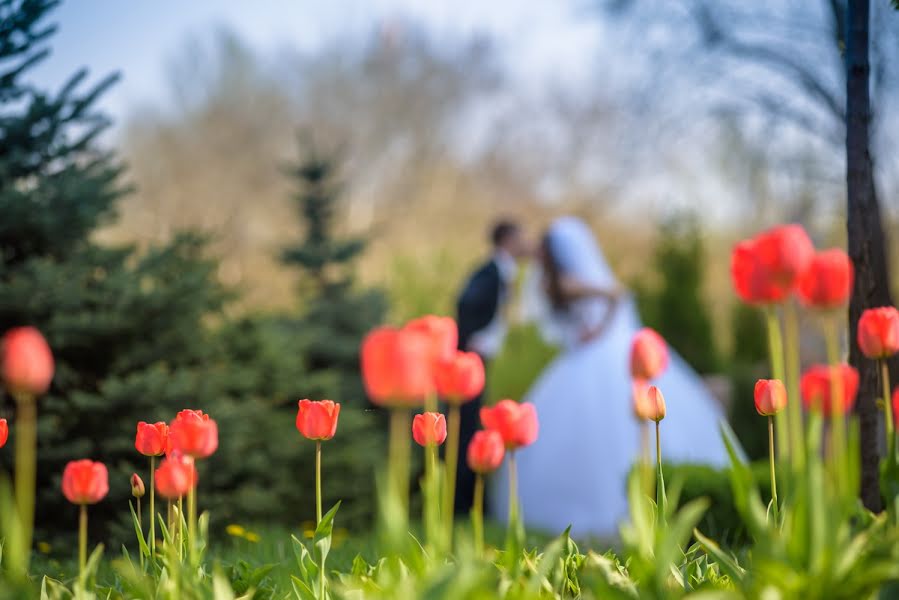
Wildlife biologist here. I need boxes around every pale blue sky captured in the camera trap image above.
[32,0,603,124]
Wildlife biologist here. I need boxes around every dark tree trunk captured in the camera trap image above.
[846,0,891,512]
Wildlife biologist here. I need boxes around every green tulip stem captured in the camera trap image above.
[12,391,37,575]
[472,474,485,557]
[768,415,779,524]
[783,302,805,469]
[149,456,156,558]
[316,441,323,526]
[78,504,87,577]
[882,360,895,458]
[443,403,461,545]
[765,308,789,463]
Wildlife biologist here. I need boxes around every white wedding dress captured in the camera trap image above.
[489,216,726,539]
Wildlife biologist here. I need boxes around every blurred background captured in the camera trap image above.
[2,0,898,552]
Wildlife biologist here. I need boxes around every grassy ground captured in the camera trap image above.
[29,518,566,594]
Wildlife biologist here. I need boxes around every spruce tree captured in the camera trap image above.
[281,142,387,406]
[0,0,229,541]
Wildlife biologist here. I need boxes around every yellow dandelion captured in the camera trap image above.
[244,531,261,543]
[226,524,246,537]
[37,542,52,554]
[303,529,315,539]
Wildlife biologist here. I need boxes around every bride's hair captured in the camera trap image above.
[540,232,567,311]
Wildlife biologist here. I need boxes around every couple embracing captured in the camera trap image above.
[454,216,725,539]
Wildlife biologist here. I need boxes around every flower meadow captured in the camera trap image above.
[4,224,899,598]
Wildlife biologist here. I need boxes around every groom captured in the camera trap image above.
[453,219,529,514]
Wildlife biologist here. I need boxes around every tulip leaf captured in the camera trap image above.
[693,528,745,584]
[129,501,150,560]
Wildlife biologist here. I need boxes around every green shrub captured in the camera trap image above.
[662,460,770,547]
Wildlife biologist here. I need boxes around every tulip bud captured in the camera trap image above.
[645,386,666,422]
[169,409,218,459]
[135,421,168,457]
[403,315,458,368]
[155,455,197,500]
[630,328,668,380]
[131,473,145,498]
[62,459,109,505]
[800,364,859,416]
[754,379,787,417]
[361,326,434,407]
[296,399,340,441]
[730,224,814,304]
[412,412,447,447]
[435,351,485,404]
[858,307,899,359]
[466,429,505,474]
[797,249,853,310]
[0,418,7,449]
[1,327,54,396]
[480,399,539,449]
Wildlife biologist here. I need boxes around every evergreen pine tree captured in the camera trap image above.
[281,142,387,405]
[0,0,229,542]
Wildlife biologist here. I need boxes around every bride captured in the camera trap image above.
[489,216,727,539]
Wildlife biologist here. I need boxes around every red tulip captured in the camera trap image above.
[155,454,197,499]
[435,351,485,404]
[892,387,899,428]
[858,307,899,359]
[797,249,853,309]
[466,429,505,474]
[131,473,146,498]
[643,386,666,422]
[62,459,109,505]
[1,326,54,396]
[730,224,814,304]
[361,326,434,406]
[630,328,669,380]
[754,379,787,416]
[135,421,169,457]
[800,364,859,416]
[0,418,7,449]
[412,412,447,447]
[480,399,538,449]
[296,399,340,441]
[404,315,458,368]
[632,380,655,421]
[169,409,218,459]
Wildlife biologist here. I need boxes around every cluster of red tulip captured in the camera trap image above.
[361,315,537,551]
[731,223,899,519]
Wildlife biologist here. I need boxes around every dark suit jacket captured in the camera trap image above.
[457,259,504,352]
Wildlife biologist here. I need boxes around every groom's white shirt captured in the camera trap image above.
[468,250,517,359]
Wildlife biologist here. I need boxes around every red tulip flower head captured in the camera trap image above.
[361,326,434,406]
[435,351,485,404]
[467,429,505,474]
[2,326,54,396]
[632,380,661,421]
[412,412,447,447]
[630,328,668,380]
[858,307,899,359]
[131,473,146,498]
[135,421,168,457]
[642,386,666,422]
[480,399,538,449]
[62,459,109,505]
[0,418,7,449]
[754,379,787,417]
[731,224,814,304]
[169,409,218,459]
[404,315,458,368]
[893,387,899,429]
[296,399,340,441]
[800,364,859,416]
[155,454,198,500]
[797,249,853,310]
